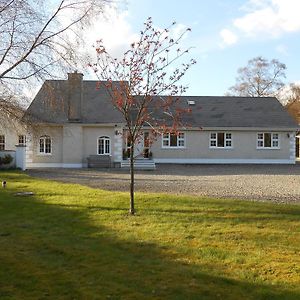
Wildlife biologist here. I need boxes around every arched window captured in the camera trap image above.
[98,136,110,155]
[39,135,51,154]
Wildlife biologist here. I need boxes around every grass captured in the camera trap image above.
[0,170,299,300]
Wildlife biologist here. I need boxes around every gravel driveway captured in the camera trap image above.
[26,164,300,204]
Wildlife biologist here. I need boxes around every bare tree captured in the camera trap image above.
[285,83,300,104]
[228,56,286,97]
[0,0,111,125]
[91,17,196,214]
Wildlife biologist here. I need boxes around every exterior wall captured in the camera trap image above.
[82,126,122,165]
[28,126,63,167]
[0,125,27,151]
[26,127,296,168]
[150,130,295,164]
[62,125,83,166]
[27,125,123,168]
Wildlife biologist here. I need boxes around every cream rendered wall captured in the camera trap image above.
[29,126,63,164]
[0,125,26,151]
[82,126,120,163]
[150,130,294,163]
[62,125,83,166]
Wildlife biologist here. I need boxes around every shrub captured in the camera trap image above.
[0,154,13,165]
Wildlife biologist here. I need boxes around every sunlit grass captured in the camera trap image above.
[0,170,299,299]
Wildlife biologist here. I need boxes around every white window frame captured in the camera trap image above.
[209,132,232,149]
[39,136,52,155]
[0,135,5,151]
[18,135,26,146]
[257,133,280,149]
[98,136,111,155]
[162,132,185,148]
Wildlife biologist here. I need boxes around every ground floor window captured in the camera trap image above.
[210,132,232,148]
[0,135,5,150]
[98,136,110,155]
[257,133,279,149]
[39,136,51,154]
[162,132,185,148]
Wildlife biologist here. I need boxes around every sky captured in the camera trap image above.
[83,0,300,96]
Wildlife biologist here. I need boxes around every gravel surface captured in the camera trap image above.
[26,164,300,204]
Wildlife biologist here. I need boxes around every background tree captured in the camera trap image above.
[285,83,300,123]
[0,0,111,125]
[228,56,286,97]
[91,17,196,214]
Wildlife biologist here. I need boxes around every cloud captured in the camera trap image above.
[82,6,138,58]
[276,44,288,55]
[219,29,238,46]
[218,0,300,48]
[234,0,300,38]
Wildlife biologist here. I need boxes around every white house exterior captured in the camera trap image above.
[2,72,298,169]
[286,100,300,160]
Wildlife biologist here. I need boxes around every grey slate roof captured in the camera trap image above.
[25,80,124,124]
[172,96,299,129]
[24,80,299,129]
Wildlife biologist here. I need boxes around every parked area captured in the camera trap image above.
[27,164,300,204]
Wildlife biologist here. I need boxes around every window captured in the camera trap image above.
[18,135,26,146]
[257,133,279,149]
[210,132,232,148]
[39,136,51,154]
[0,135,5,150]
[162,132,185,148]
[98,136,110,155]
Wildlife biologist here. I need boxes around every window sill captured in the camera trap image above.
[256,147,280,150]
[209,147,233,150]
[37,153,52,156]
[161,147,186,150]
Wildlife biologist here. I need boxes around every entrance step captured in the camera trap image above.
[121,159,156,170]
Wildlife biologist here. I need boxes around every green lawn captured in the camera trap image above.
[0,171,299,300]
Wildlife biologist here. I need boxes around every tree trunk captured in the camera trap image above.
[129,145,135,215]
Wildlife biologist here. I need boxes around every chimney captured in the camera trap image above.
[68,71,83,121]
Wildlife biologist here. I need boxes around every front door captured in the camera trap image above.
[126,132,148,159]
[135,132,150,158]
[296,136,300,159]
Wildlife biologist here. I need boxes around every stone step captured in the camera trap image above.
[121,160,156,170]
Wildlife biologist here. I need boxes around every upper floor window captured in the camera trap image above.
[210,132,232,148]
[162,132,185,148]
[0,135,5,150]
[257,133,279,149]
[18,135,26,146]
[39,136,51,154]
[98,136,110,155]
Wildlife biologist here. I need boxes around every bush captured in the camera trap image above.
[143,149,153,158]
[0,154,13,165]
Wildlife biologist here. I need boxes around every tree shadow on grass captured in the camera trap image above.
[0,190,299,299]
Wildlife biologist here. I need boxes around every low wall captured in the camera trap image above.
[0,150,16,169]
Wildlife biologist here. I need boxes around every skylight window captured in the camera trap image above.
[187,100,195,106]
